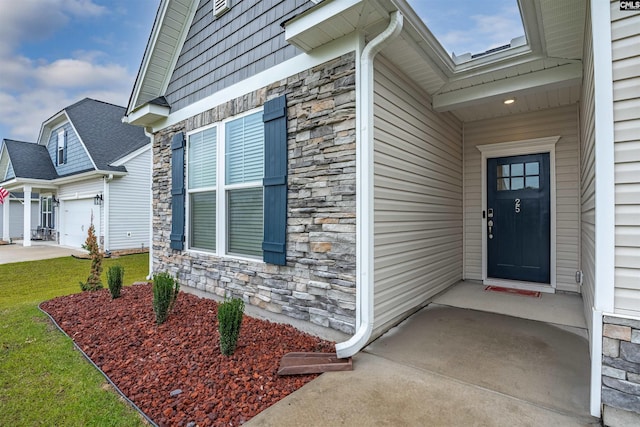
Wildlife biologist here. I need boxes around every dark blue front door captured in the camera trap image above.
[487,154,550,283]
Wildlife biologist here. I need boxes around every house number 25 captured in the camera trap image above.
[515,198,521,213]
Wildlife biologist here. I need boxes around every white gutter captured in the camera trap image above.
[336,10,403,359]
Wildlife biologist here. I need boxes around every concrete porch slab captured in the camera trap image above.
[365,306,591,417]
[432,280,587,329]
[248,351,596,426]
[247,306,597,426]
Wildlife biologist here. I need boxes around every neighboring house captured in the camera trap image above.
[1,98,151,251]
[0,192,39,240]
[123,0,639,422]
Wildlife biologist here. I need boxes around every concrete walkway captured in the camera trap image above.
[248,305,599,426]
[0,241,85,264]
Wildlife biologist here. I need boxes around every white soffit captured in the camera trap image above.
[433,62,581,112]
[453,85,581,122]
[538,0,586,59]
[285,0,390,52]
[129,0,196,113]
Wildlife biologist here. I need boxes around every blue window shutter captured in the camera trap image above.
[262,95,287,265]
[170,132,186,250]
[63,130,68,164]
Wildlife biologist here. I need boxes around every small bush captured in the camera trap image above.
[106,265,125,299]
[80,222,103,291]
[152,272,179,325]
[217,297,245,356]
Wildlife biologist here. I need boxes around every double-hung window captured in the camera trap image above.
[186,110,264,258]
[188,126,217,251]
[41,197,53,228]
[57,129,65,165]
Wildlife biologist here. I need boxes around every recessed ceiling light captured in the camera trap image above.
[503,98,516,105]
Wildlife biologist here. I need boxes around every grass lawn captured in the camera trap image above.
[0,254,150,426]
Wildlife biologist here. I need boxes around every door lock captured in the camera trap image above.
[487,212,494,238]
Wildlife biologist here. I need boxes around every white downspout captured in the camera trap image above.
[144,128,154,280]
[336,10,403,359]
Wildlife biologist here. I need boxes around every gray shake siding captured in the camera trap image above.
[154,52,357,334]
[47,122,93,175]
[166,0,314,112]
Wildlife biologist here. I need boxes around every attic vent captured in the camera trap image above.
[213,0,230,17]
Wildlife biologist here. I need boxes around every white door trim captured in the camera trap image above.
[477,136,560,292]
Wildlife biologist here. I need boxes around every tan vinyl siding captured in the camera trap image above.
[611,5,640,315]
[580,6,596,323]
[108,149,151,250]
[463,105,581,292]
[373,57,463,336]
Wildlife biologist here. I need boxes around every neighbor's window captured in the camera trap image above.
[57,129,65,165]
[41,197,53,228]
[186,110,264,258]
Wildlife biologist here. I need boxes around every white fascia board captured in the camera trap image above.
[160,1,199,99]
[1,178,57,190]
[127,0,198,114]
[110,144,151,167]
[285,0,362,52]
[128,0,169,113]
[37,111,68,146]
[0,177,17,187]
[151,33,358,133]
[54,170,126,186]
[2,170,125,190]
[124,103,170,127]
[390,0,456,73]
[433,62,582,112]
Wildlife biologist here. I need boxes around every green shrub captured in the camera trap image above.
[80,223,103,291]
[106,265,125,299]
[217,297,245,356]
[152,273,179,325]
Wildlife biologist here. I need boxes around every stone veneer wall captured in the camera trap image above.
[602,315,640,423]
[152,52,357,334]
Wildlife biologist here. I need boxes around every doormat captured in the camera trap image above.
[484,286,541,298]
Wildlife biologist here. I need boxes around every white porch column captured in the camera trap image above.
[22,185,32,247]
[2,193,9,241]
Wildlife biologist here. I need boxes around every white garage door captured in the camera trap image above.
[61,199,101,248]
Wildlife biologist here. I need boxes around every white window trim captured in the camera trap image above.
[477,136,560,293]
[186,107,264,262]
[57,129,65,165]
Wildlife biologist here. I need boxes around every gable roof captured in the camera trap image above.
[36,98,150,173]
[3,139,59,180]
[63,98,149,171]
[127,0,198,115]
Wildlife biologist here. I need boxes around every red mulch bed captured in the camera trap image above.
[40,284,334,426]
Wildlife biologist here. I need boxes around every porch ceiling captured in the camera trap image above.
[286,0,587,123]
